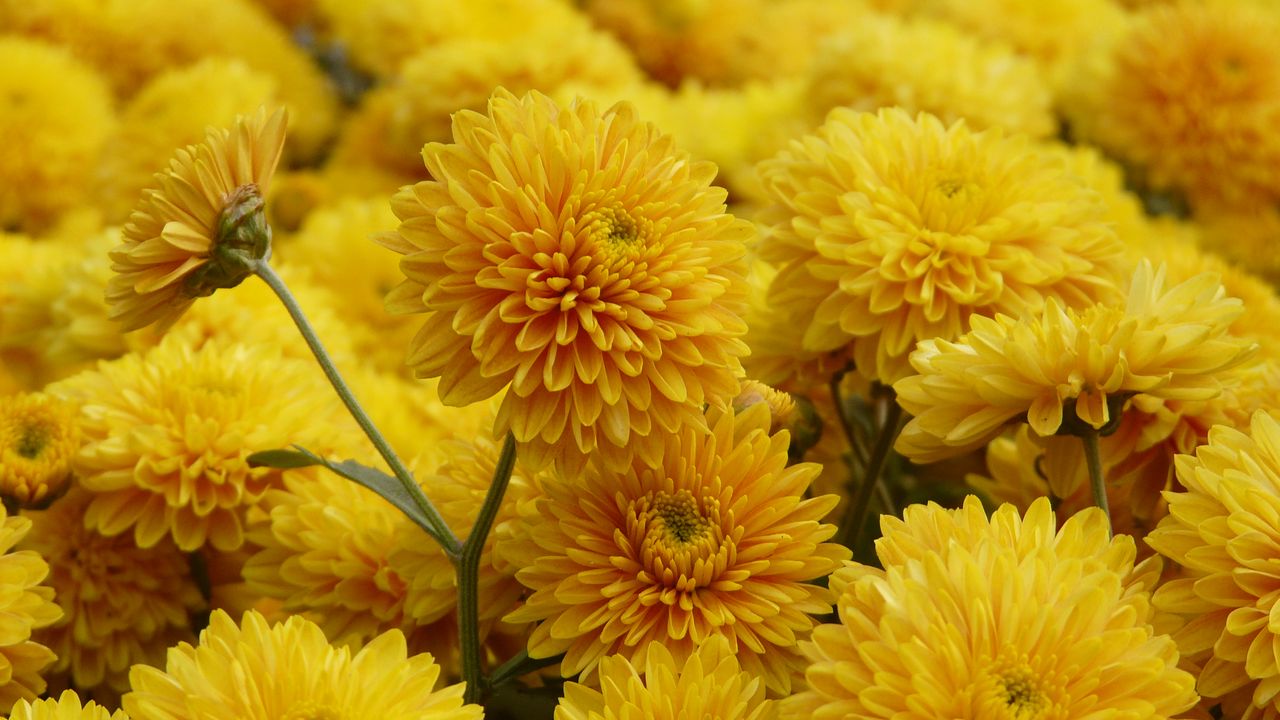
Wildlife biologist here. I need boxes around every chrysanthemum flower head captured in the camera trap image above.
[123,610,483,720]
[379,89,751,475]
[1147,411,1280,717]
[106,107,287,332]
[0,393,78,508]
[0,504,60,712]
[0,37,114,234]
[23,489,203,695]
[503,402,848,693]
[9,690,128,720]
[784,496,1198,719]
[48,336,341,552]
[555,636,775,720]
[894,261,1257,464]
[757,107,1124,384]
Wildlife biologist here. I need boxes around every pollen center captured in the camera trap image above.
[15,422,50,459]
[652,490,709,544]
[583,204,647,256]
[632,488,729,593]
[990,660,1055,720]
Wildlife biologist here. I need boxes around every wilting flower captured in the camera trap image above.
[894,262,1256,464]
[0,393,78,507]
[48,336,339,552]
[503,403,847,693]
[122,610,483,720]
[379,89,750,475]
[783,497,1198,719]
[1147,411,1280,718]
[23,489,203,694]
[0,504,60,712]
[8,690,128,720]
[555,636,774,720]
[757,107,1123,384]
[105,107,286,331]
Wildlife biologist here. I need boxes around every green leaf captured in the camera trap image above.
[247,449,318,469]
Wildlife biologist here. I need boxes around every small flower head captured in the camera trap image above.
[0,393,78,508]
[106,107,287,331]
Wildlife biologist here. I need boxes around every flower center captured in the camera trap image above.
[583,204,649,259]
[983,654,1064,720]
[15,422,50,459]
[632,488,728,593]
[653,490,709,544]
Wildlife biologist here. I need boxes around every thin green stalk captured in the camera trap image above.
[1080,428,1112,537]
[837,401,904,550]
[459,431,517,705]
[253,262,462,558]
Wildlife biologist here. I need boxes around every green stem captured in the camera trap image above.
[1080,428,1112,537]
[837,401,904,550]
[253,262,462,558]
[829,370,859,454]
[459,431,517,705]
[486,649,564,691]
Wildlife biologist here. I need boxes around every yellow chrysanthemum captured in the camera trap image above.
[0,393,78,508]
[503,403,848,693]
[122,610,483,720]
[806,14,1055,139]
[48,336,341,552]
[555,636,775,720]
[1196,201,1280,287]
[8,690,128,720]
[0,505,60,713]
[784,497,1198,719]
[106,107,286,332]
[1079,0,1280,207]
[384,18,643,163]
[894,262,1257,463]
[98,58,279,223]
[0,37,114,234]
[23,489,203,695]
[379,89,751,474]
[1147,411,1280,718]
[757,107,1124,384]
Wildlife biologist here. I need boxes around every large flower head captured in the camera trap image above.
[502,403,848,693]
[48,336,340,552]
[894,261,1257,463]
[122,610,482,720]
[0,504,60,712]
[555,636,775,720]
[106,107,287,331]
[784,497,1198,719]
[0,393,78,508]
[379,89,751,474]
[757,107,1124,384]
[1147,411,1280,718]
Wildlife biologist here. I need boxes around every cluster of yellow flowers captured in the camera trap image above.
[1,0,1279,718]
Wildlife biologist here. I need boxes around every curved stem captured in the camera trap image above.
[1080,428,1112,537]
[837,401,904,550]
[459,432,517,705]
[253,262,462,557]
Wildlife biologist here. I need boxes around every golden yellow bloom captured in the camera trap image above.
[555,636,775,720]
[0,504,60,712]
[1147,411,1280,717]
[1196,201,1280,287]
[1080,0,1280,207]
[23,489,203,694]
[806,14,1055,139]
[503,403,847,693]
[784,497,1198,719]
[758,107,1124,384]
[48,336,340,552]
[0,393,78,507]
[0,37,113,234]
[8,690,128,720]
[106,107,286,331]
[98,58,279,223]
[895,262,1257,463]
[123,610,483,720]
[380,89,751,474]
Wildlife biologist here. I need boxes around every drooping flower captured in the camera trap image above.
[1147,411,1280,718]
[22,489,204,695]
[122,610,483,720]
[894,261,1256,464]
[105,107,286,331]
[783,497,1198,719]
[503,403,848,693]
[8,690,128,720]
[757,107,1124,384]
[48,336,341,552]
[379,89,751,474]
[0,505,60,712]
[555,636,775,720]
[0,393,78,508]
